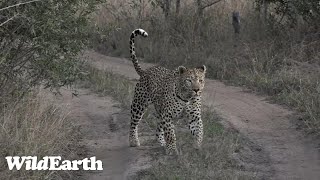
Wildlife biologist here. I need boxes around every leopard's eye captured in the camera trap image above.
[199,79,204,83]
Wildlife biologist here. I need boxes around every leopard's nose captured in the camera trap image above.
[193,88,200,93]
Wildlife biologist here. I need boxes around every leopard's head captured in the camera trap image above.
[175,65,206,101]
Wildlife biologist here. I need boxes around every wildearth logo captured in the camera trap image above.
[5,156,103,170]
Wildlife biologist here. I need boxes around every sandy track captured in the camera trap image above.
[83,50,320,180]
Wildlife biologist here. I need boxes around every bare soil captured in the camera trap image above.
[56,88,153,180]
[74,50,320,180]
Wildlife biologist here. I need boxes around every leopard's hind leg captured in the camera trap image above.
[129,82,150,147]
[156,121,166,147]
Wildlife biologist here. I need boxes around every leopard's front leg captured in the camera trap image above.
[162,116,178,155]
[186,96,203,148]
[189,117,203,148]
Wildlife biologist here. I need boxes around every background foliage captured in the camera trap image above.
[0,0,103,102]
[256,0,320,25]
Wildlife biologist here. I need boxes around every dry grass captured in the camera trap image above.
[135,107,257,180]
[0,89,79,180]
[79,65,135,109]
[207,38,320,133]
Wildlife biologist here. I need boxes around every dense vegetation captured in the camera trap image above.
[0,0,102,101]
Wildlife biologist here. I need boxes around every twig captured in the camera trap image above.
[0,14,18,27]
[201,0,224,9]
[0,0,42,12]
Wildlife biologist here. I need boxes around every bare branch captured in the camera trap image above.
[0,14,18,27]
[0,0,42,12]
[201,0,224,9]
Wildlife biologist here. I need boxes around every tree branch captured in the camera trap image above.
[0,0,42,12]
[0,14,19,27]
[201,0,224,9]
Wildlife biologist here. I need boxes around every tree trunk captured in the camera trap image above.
[232,11,240,34]
[232,11,241,46]
[261,0,268,23]
[196,0,203,19]
[164,0,171,19]
[175,0,180,15]
[196,0,204,37]
[264,0,268,22]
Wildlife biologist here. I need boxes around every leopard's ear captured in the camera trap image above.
[197,65,206,73]
[178,66,187,75]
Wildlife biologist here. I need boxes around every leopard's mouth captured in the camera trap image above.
[190,91,202,97]
[182,89,200,99]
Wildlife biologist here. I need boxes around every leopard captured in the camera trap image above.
[128,28,206,155]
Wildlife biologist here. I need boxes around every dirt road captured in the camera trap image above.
[80,50,320,180]
[57,88,152,180]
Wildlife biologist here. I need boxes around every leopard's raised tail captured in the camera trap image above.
[129,29,148,76]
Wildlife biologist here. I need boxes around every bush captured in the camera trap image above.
[0,0,103,101]
[256,0,320,26]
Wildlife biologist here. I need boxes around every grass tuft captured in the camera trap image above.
[79,65,134,109]
[0,89,78,180]
[136,107,255,180]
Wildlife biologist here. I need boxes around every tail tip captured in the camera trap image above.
[140,29,148,37]
[136,28,148,37]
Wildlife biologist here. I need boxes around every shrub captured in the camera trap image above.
[0,0,103,102]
